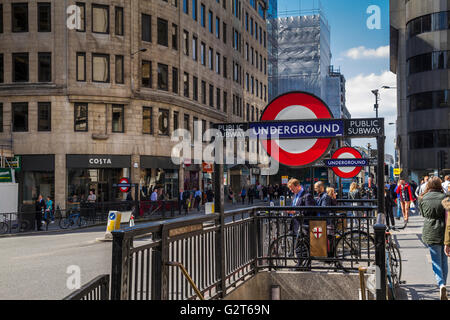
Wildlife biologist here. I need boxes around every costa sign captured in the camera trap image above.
[327,147,366,178]
[260,92,335,168]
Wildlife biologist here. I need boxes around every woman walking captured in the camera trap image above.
[418,177,448,300]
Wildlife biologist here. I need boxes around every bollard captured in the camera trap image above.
[374,213,387,300]
[271,285,281,300]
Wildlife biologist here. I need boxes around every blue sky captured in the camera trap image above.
[277,0,396,156]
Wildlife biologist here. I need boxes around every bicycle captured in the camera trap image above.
[385,229,402,299]
[59,210,88,229]
[0,214,29,234]
[268,213,375,271]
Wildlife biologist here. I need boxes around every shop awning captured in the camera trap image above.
[140,156,179,170]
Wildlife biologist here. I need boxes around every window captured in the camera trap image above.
[172,24,178,50]
[184,114,190,138]
[157,63,168,91]
[12,103,28,132]
[142,60,152,88]
[193,116,199,140]
[76,53,86,82]
[12,3,28,32]
[38,3,51,32]
[201,80,206,104]
[200,4,205,27]
[143,107,153,134]
[142,14,152,42]
[193,76,198,101]
[38,52,51,83]
[215,17,220,38]
[111,105,124,133]
[192,0,197,21]
[208,10,213,33]
[76,2,86,32]
[173,111,179,131]
[216,88,221,110]
[183,0,189,14]
[172,67,179,93]
[208,48,213,70]
[115,7,124,36]
[223,91,227,112]
[92,4,109,34]
[201,42,206,65]
[74,103,88,132]
[192,36,198,61]
[0,54,3,83]
[183,72,189,97]
[13,53,29,82]
[0,4,3,34]
[157,18,169,46]
[209,84,214,107]
[158,109,169,136]
[202,119,206,140]
[183,30,189,56]
[115,55,124,84]
[223,22,227,44]
[216,53,220,74]
[92,54,110,83]
[38,102,51,132]
[0,103,2,132]
[223,56,227,78]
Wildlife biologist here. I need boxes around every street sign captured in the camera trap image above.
[328,147,365,179]
[344,118,384,137]
[259,91,335,168]
[393,168,402,176]
[281,176,289,185]
[118,178,130,193]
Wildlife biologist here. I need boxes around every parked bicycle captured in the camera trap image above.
[0,214,29,234]
[269,213,375,271]
[59,210,88,229]
[385,229,402,299]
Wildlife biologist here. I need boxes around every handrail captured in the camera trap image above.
[63,274,110,300]
[166,262,204,300]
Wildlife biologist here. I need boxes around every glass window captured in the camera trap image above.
[200,4,205,27]
[142,14,151,42]
[172,23,178,50]
[38,52,52,83]
[23,171,54,206]
[193,76,198,101]
[157,18,168,47]
[435,90,450,108]
[201,80,206,104]
[112,105,124,133]
[143,107,153,134]
[201,42,206,65]
[192,36,198,61]
[157,63,168,91]
[158,109,169,136]
[38,3,51,32]
[183,30,189,56]
[172,67,178,93]
[77,53,86,82]
[209,48,213,70]
[142,60,152,88]
[209,84,214,107]
[223,91,227,112]
[173,111,179,131]
[192,0,197,21]
[92,54,109,82]
[208,10,213,33]
[0,4,3,34]
[74,103,88,132]
[184,114,190,138]
[38,102,51,132]
[13,53,29,82]
[216,88,221,110]
[223,56,227,78]
[223,22,227,44]
[0,54,3,83]
[216,52,220,74]
[76,2,86,32]
[183,0,189,14]
[0,103,3,132]
[12,3,28,32]
[115,55,124,84]
[92,4,109,34]
[12,102,29,132]
[115,7,124,36]
[183,72,189,97]
[215,17,220,38]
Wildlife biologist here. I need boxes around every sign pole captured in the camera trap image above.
[377,135,386,215]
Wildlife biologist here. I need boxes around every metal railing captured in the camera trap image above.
[63,275,110,300]
[66,205,386,301]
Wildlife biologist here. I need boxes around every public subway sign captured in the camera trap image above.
[215,118,384,140]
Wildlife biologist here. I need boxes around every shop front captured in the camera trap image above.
[140,156,179,200]
[184,163,201,191]
[66,155,131,208]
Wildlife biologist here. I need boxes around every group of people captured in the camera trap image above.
[227,183,292,205]
[34,195,54,231]
[178,186,215,212]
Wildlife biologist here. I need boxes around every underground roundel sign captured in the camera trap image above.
[328,147,366,179]
[260,92,335,168]
[119,177,130,193]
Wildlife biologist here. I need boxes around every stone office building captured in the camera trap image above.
[390,0,450,179]
[0,0,269,210]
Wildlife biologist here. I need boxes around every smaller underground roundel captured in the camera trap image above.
[330,147,365,179]
[119,178,130,193]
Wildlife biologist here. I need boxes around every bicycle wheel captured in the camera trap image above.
[269,235,310,270]
[78,216,88,228]
[19,221,29,232]
[388,242,402,287]
[0,222,9,234]
[59,218,70,229]
[335,230,375,270]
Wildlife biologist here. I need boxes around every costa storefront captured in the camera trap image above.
[66,155,131,207]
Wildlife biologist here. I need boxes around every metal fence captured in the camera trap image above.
[62,275,110,300]
[65,204,382,301]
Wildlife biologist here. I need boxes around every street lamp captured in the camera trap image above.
[371,89,380,118]
[131,48,147,59]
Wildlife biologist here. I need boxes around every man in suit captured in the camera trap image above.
[288,179,316,234]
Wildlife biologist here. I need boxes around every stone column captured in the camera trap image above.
[131,154,141,200]
[55,153,66,211]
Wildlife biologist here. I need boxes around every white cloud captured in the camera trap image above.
[344,45,390,60]
[345,71,397,157]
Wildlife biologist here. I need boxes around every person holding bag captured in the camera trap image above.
[443,196,450,258]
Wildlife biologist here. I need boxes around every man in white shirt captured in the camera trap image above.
[151,188,158,202]
[442,175,450,194]
[416,176,429,198]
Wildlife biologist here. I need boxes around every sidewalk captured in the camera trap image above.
[394,208,447,300]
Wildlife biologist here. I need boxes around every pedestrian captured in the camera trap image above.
[35,195,46,231]
[384,184,396,229]
[395,179,415,223]
[442,196,450,259]
[240,187,247,204]
[182,189,190,213]
[326,187,338,206]
[268,185,274,201]
[45,196,54,225]
[288,179,316,236]
[194,187,202,211]
[248,185,255,205]
[418,176,448,300]
[442,175,450,194]
[416,176,429,199]
[206,188,214,202]
[314,181,332,217]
